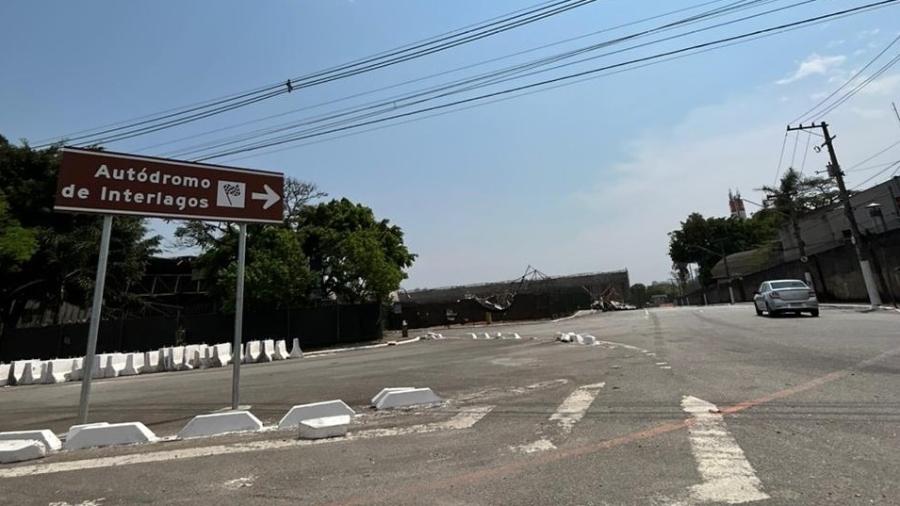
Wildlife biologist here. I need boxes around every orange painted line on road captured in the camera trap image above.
[326,345,900,506]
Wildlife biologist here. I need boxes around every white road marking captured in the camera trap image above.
[682,396,769,504]
[513,382,604,454]
[644,309,650,319]
[655,362,668,366]
[222,474,256,490]
[0,406,493,479]
[549,382,605,433]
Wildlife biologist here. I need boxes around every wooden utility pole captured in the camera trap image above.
[786,122,882,307]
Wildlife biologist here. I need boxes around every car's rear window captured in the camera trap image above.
[771,281,808,289]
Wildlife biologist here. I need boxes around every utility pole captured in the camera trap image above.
[787,122,882,307]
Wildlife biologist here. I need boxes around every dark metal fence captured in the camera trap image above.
[0,303,383,362]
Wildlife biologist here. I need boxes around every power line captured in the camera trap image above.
[220,11,878,164]
[143,0,765,154]
[792,32,900,124]
[194,0,900,161]
[773,131,789,185]
[850,160,900,189]
[845,138,900,170]
[178,0,809,160]
[811,51,900,119]
[36,0,595,148]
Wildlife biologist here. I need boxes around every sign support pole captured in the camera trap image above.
[77,215,114,424]
[231,223,247,410]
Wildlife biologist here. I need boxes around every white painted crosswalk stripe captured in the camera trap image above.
[513,382,604,454]
[681,396,769,504]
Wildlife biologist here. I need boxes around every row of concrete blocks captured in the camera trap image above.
[0,338,305,387]
[557,332,598,345]
[468,332,523,340]
[0,387,442,464]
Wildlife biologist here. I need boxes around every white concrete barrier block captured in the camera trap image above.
[41,359,74,384]
[371,387,415,406]
[513,333,522,340]
[120,353,145,376]
[0,430,62,451]
[375,388,442,410]
[178,411,263,439]
[259,339,275,363]
[289,338,303,359]
[243,341,262,363]
[169,346,187,371]
[0,440,46,464]
[68,358,84,381]
[273,340,289,361]
[9,361,29,385]
[469,333,478,339]
[181,345,201,370]
[27,361,46,385]
[103,354,127,378]
[211,343,232,367]
[66,422,109,441]
[298,415,350,440]
[64,422,157,450]
[197,344,211,369]
[141,350,160,373]
[17,361,42,385]
[482,332,491,340]
[581,334,597,345]
[0,363,10,387]
[278,400,356,429]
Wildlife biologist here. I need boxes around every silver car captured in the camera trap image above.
[753,279,819,317]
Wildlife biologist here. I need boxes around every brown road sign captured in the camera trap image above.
[55,147,284,223]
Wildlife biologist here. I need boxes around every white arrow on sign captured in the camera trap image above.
[251,184,280,210]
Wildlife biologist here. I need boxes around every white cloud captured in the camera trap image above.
[809,91,828,101]
[568,83,900,284]
[848,107,887,120]
[859,73,900,96]
[776,54,846,85]
[858,28,880,39]
[827,39,845,48]
[853,48,867,56]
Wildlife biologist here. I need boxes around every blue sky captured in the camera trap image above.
[3,1,900,288]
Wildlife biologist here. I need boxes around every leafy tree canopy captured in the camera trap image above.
[668,212,775,285]
[176,179,415,309]
[0,136,159,336]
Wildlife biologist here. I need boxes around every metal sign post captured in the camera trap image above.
[77,215,114,424]
[55,148,284,420]
[231,223,247,410]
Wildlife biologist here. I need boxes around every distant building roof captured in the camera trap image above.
[399,269,629,304]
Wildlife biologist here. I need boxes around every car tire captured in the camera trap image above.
[765,301,776,317]
[755,304,763,316]
[810,309,819,317]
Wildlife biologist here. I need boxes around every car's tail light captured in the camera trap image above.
[770,291,781,299]
[809,291,816,298]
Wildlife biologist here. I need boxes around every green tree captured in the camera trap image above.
[0,192,37,272]
[0,137,159,338]
[757,167,839,258]
[175,177,323,310]
[296,198,417,303]
[668,213,775,285]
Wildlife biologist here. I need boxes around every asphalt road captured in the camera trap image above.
[1,304,898,505]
